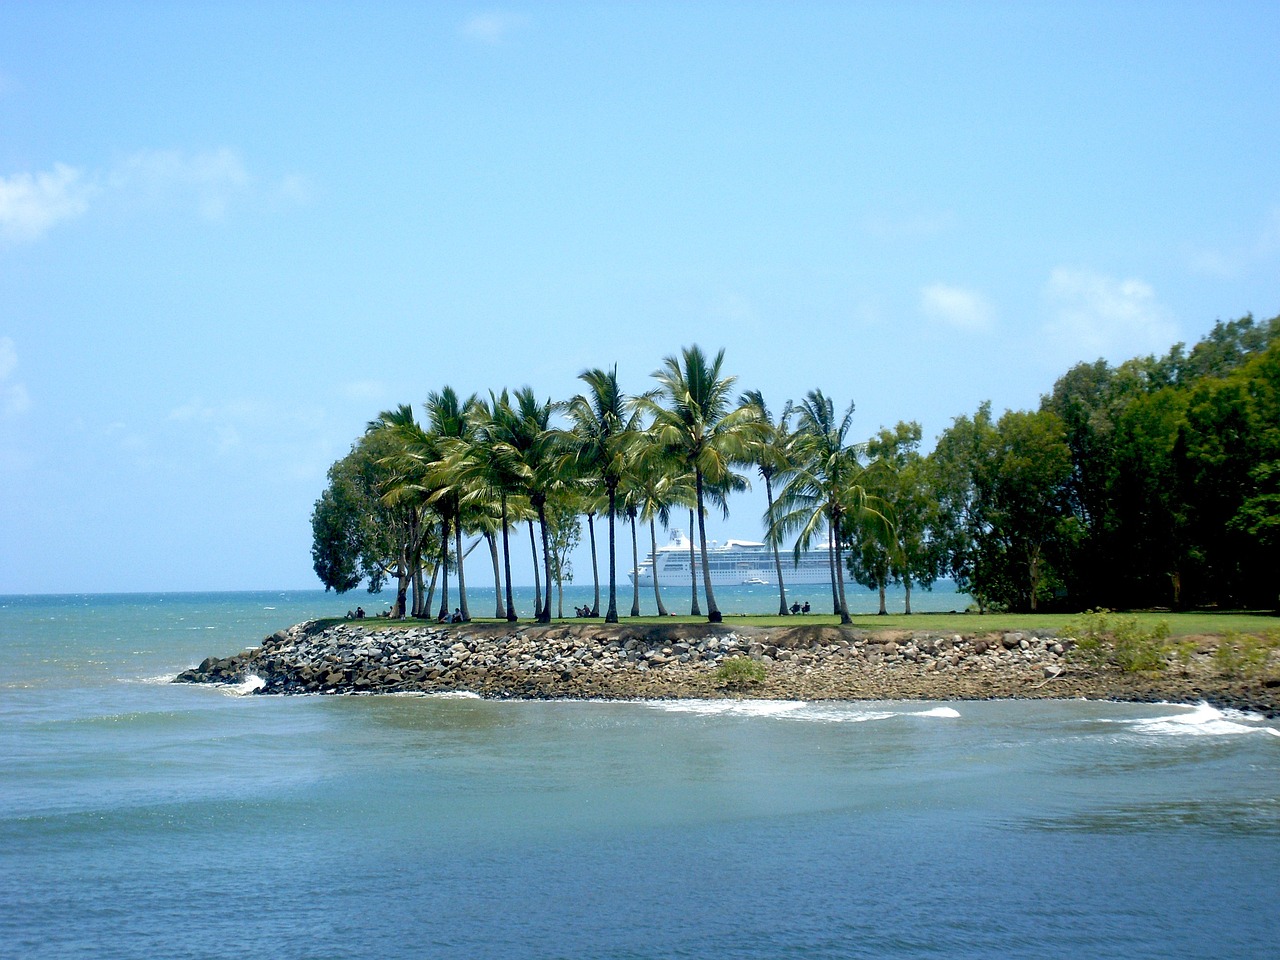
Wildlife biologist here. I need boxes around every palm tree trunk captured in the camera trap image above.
[409,508,423,618]
[587,512,601,617]
[833,511,852,624]
[454,518,470,622]
[765,473,788,616]
[501,494,517,622]
[695,470,721,622]
[878,583,887,615]
[424,559,439,621]
[537,501,553,623]
[411,550,425,617]
[605,488,619,623]
[649,517,669,616]
[437,517,450,622]
[904,575,913,615]
[528,520,541,620]
[487,531,505,619]
[828,519,840,615]
[688,507,701,616]
[629,510,641,617]
[394,562,409,619]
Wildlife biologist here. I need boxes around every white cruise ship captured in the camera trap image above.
[629,529,853,588]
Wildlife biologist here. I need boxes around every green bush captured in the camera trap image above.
[715,656,766,688]
[1064,609,1171,673]
[1214,630,1280,679]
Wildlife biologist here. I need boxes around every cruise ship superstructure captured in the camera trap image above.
[628,529,852,588]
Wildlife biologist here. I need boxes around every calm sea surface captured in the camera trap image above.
[2,590,1279,960]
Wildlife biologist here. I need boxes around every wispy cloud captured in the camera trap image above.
[109,147,252,221]
[461,11,529,44]
[920,283,994,333]
[0,164,95,244]
[1,148,308,244]
[1043,267,1178,360]
[0,337,32,418]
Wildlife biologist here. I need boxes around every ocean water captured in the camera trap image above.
[3,592,1279,960]
[384,578,972,619]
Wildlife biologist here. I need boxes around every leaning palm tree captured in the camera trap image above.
[740,389,798,616]
[563,366,642,624]
[641,345,762,623]
[772,389,889,625]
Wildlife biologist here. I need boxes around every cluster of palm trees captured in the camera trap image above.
[317,344,893,625]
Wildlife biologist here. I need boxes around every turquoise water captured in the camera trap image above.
[3,592,1280,959]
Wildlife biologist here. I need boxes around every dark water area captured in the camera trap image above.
[2,593,1278,959]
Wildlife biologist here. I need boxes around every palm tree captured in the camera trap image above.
[621,485,643,616]
[740,389,797,616]
[473,390,536,622]
[642,345,761,623]
[422,387,480,622]
[773,389,889,625]
[564,366,641,624]
[632,451,692,619]
[367,404,437,619]
[581,497,604,617]
[505,387,561,623]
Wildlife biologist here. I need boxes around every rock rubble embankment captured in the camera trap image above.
[174,620,1280,715]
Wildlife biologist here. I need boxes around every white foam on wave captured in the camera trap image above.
[127,673,180,685]
[225,674,265,696]
[911,706,962,719]
[427,690,482,700]
[645,699,808,719]
[1125,702,1279,738]
[642,699,961,724]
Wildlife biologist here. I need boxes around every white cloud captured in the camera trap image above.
[461,11,529,43]
[0,164,94,244]
[109,148,251,221]
[920,284,994,333]
[1043,267,1178,360]
[0,337,31,418]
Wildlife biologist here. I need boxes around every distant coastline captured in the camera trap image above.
[176,619,1280,717]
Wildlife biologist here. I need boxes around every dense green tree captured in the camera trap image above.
[930,404,1073,612]
[848,421,938,615]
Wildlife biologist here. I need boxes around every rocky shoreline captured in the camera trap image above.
[174,619,1280,716]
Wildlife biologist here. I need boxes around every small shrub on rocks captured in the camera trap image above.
[715,656,766,688]
[1065,609,1170,673]
[1214,630,1280,680]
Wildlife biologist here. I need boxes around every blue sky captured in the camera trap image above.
[2,2,1278,594]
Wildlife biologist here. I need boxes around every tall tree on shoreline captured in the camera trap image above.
[740,389,797,616]
[422,387,480,622]
[564,366,639,624]
[643,346,760,623]
[774,390,888,625]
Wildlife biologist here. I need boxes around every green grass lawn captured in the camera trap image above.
[324,609,1279,638]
